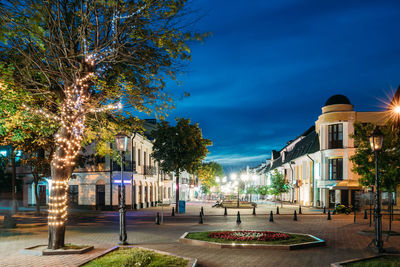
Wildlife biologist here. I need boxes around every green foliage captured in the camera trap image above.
[196,161,224,193]
[256,185,269,196]
[151,118,211,174]
[0,0,207,160]
[269,170,290,196]
[83,248,188,267]
[350,122,400,191]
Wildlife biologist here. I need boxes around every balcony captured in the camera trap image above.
[112,160,136,172]
[143,166,157,176]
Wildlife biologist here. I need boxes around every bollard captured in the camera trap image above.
[201,206,204,216]
[199,212,203,224]
[299,205,302,214]
[236,211,241,224]
[364,210,368,220]
[224,207,227,216]
[253,206,256,215]
[327,210,331,220]
[269,211,274,222]
[293,210,297,221]
[276,207,279,214]
[155,212,160,225]
[323,206,326,214]
[172,207,175,216]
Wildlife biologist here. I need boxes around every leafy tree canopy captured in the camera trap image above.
[269,170,290,196]
[350,122,400,191]
[196,161,224,193]
[151,118,211,174]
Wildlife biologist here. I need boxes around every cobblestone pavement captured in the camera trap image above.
[0,202,399,267]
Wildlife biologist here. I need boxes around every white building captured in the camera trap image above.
[23,132,174,210]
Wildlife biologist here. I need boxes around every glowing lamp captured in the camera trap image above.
[369,127,384,152]
[394,106,400,114]
[115,133,128,152]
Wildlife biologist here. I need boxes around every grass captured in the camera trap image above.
[185,231,317,245]
[83,248,188,267]
[343,255,400,267]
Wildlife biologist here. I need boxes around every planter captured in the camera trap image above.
[79,246,197,267]
[20,244,94,256]
[179,231,325,250]
[331,254,400,267]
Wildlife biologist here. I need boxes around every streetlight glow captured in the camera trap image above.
[230,173,237,181]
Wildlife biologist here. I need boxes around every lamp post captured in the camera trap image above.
[369,127,384,253]
[115,132,129,245]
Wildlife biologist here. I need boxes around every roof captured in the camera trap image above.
[325,95,351,106]
[283,129,319,164]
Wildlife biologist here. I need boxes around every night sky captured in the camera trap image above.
[163,0,400,172]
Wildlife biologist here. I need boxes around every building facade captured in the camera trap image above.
[23,132,174,210]
[262,94,399,209]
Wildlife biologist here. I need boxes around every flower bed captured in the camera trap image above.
[208,231,290,242]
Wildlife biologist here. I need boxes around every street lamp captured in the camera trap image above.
[369,127,384,253]
[115,132,129,245]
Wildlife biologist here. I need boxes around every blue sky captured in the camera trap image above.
[163,0,400,171]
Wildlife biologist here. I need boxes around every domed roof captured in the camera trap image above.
[325,95,351,106]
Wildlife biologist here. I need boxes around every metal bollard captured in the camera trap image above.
[269,211,274,222]
[155,212,160,225]
[199,212,203,224]
[172,207,175,216]
[327,210,331,220]
[224,207,227,216]
[293,210,297,221]
[236,211,241,224]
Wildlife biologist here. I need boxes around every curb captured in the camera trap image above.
[179,231,325,250]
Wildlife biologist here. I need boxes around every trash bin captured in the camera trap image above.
[178,200,186,214]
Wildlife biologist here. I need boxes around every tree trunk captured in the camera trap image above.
[175,169,180,214]
[47,127,75,250]
[280,193,283,208]
[34,181,40,214]
[11,148,18,214]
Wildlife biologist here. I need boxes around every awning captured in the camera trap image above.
[333,180,362,190]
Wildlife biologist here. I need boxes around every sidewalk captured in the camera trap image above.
[1,202,399,266]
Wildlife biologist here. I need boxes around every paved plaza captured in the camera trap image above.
[0,202,399,267]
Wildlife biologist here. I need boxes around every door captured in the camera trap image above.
[96,185,105,207]
[341,190,349,206]
[329,190,335,208]
[38,185,46,206]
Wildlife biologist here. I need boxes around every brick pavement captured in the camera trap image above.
[0,202,399,267]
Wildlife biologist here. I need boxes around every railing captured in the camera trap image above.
[112,160,136,172]
[143,166,157,176]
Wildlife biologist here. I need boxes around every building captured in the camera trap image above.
[23,131,174,210]
[261,94,400,209]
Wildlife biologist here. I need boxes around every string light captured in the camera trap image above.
[28,5,147,228]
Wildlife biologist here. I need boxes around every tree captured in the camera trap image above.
[269,170,290,207]
[0,0,205,249]
[256,185,269,199]
[196,161,224,196]
[152,118,211,213]
[350,122,400,191]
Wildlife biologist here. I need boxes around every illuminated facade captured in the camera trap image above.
[23,132,174,210]
[264,94,400,209]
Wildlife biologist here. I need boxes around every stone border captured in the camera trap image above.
[179,231,325,250]
[19,244,94,256]
[78,246,197,267]
[331,254,400,267]
[357,230,400,236]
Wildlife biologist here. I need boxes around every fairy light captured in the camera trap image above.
[36,5,147,228]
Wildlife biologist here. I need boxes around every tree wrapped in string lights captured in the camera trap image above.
[0,0,205,249]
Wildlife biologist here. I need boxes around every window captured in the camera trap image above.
[329,158,343,180]
[328,124,343,149]
[68,185,79,206]
[138,149,141,166]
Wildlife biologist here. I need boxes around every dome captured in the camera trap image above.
[325,95,351,106]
